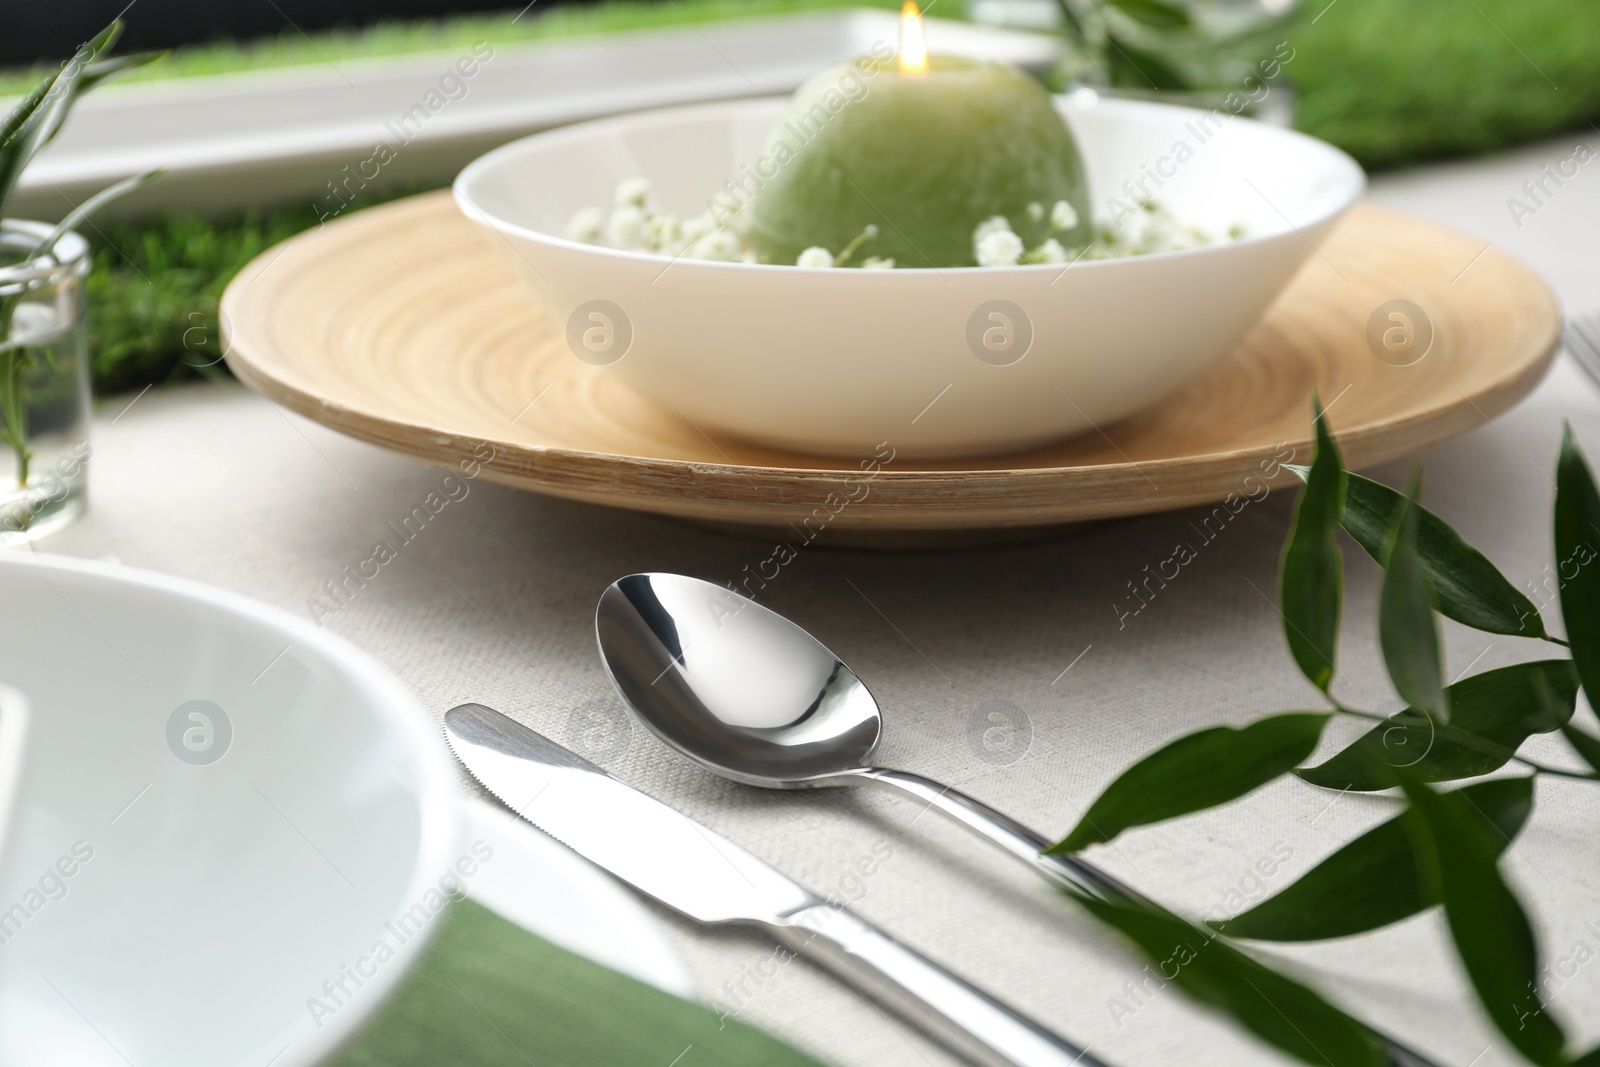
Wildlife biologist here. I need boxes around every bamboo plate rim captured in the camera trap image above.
[221,191,1561,532]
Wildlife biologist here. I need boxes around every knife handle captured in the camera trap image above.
[772,901,1107,1067]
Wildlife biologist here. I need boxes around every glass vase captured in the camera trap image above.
[0,220,92,545]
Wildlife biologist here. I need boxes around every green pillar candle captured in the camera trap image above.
[739,55,1090,268]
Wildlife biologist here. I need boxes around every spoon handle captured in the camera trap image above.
[854,767,1146,905]
[854,767,1444,1067]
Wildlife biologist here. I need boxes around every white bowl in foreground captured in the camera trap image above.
[456,94,1365,459]
[0,553,457,1067]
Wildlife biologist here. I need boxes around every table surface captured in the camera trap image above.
[20,131,1600,1067]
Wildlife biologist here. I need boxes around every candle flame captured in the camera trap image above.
[898,1,928,77]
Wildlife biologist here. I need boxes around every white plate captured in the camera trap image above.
[0,553,457,1067]
[455,94,1365,458]
[0,688,26,871]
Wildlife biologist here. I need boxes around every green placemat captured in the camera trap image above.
[329,900,828,1067]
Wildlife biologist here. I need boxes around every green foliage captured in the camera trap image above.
[1055,401,1599,1066]
[1048,714,1328,852]
[1289,0,1600,169]
[0,23,159,218]
[1071,894,1386,1067]
[1562,725,1600,775]
[1280,407,1345,692]
[1325,470,1548,639]
[1555,425,1600,713]
[1376,483,1449,720]
[1297,661,1578,790]
[1399,774,1566,1065]
[1213,777,1532,942]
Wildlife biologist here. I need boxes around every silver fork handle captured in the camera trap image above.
[771,899,1108,1067]
[851,767,1445,1067]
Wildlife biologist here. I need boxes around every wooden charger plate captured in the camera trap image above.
[222,191,1559,540]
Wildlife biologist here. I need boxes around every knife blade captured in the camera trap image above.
[444,703,1110,1067]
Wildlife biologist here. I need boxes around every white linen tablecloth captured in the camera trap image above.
[18,132,1600,1067]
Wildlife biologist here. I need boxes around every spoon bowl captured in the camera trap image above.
[596,573,881,786]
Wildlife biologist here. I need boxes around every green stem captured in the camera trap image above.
[1543,634,1571,648]
[1331,702,1597,781]
[0,292,32,489]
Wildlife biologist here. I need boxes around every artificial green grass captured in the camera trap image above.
[20,0,1599,396]
[1288,0,1600,168]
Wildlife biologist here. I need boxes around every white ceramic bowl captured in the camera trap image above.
[456,93,1364,459]
[0,554,457,1067]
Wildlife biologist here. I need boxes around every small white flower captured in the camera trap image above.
[690,229,743,261]
[681,213,716,241]
[797,246,835,268]
[615,177,651,208]
[1024,238,1069,264]
[860,256,896,270]
[972,215,1012,244]
[642,213,681,251]
[975,229,1025,267]
[606,205,647,248]
[1026,202,1045,223]
[564,207,605,243]
[1051,200,1079,232]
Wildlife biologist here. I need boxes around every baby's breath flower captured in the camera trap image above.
[976,229,1025,267]
[1026,202,1045,223]
[615,177,651,208]
[797,246,836,268]
[1021,238,1070,264]
[606,205,647,248]
[972,215,1012,244]
[1050,200,1079,232]
[690,229,742,261]
[565,207,604,243]
[642,213,681,251]
[681,213,717,241]
[860,256,896,270]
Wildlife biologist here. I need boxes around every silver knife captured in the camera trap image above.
[444,702,1108,1067]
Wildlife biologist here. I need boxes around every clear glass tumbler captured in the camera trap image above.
[0,221,92,545]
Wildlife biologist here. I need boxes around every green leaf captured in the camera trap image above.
[1105,37,1195,91]
[1561,724,1600,775]
[1311,469,1547,639]
[1378,483,1450,720]
[1071,894,1385,1067]
[1105,0,1194,30]
[0,22,130,212]
[25,168,165,266]
[1399,774,1567,1066]
[1573,1047,1600,1067]
[1297,660,1577,790]
[1555,424,1600,716]
[1049,714,1329,853]
[1280,405,1345,693]
[1212,778,1532,942]
[78,50,163,95]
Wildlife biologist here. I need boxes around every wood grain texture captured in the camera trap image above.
[221,191,1560,532]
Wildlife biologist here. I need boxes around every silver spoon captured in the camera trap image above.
[596,572,1442,1067]
[597,571,1141,902]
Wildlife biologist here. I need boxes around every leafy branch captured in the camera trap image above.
[1,22,161,491]
[1050,0,1306,95]
[1047,403,1600,1066]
